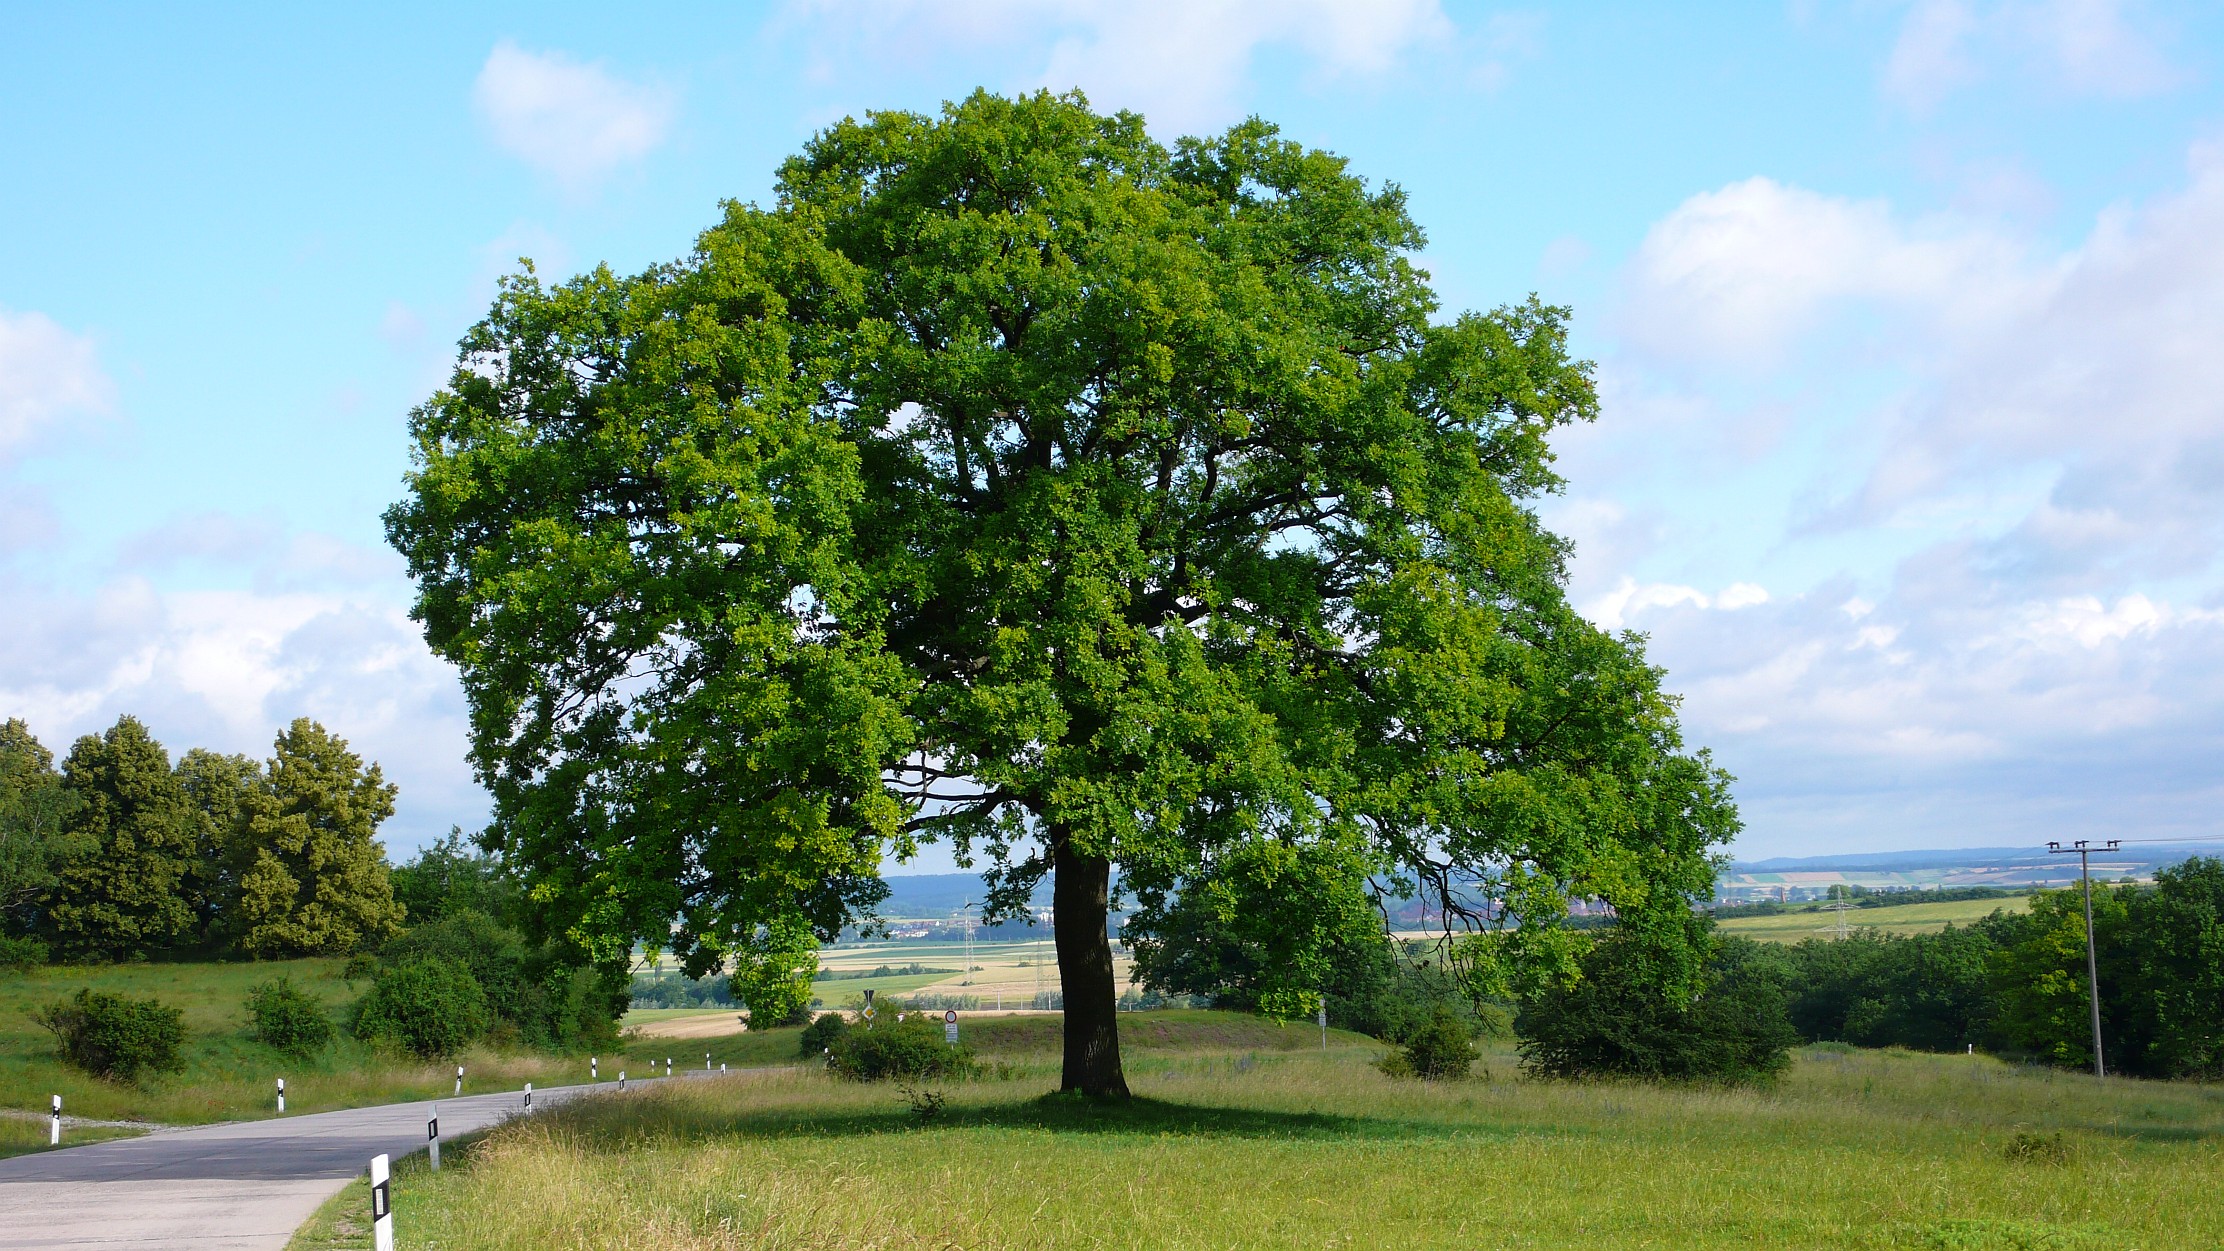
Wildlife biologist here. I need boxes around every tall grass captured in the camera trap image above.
[290,1024,2224,1250]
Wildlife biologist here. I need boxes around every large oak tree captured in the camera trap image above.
[386,91,1735,1096]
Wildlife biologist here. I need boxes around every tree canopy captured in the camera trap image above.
[385,89,1736,1095]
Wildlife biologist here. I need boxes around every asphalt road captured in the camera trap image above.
[0,1076,656,1250]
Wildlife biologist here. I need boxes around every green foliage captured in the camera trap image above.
[33,987,186,1082]
[0,934,48,971]
[1131,836,1386,1025]
[353,958,489,1058]
[800,1010,850,1057]
[1767,924,2001,1052]
[379,910,624,1051]
[390,828,520,925]
[245,975,336,1056]
[1396,1009,1478,1079]
[0,718,87,941]
[826,1013,975,1081]
[727,913,819,1028]
[1519,926,1797,1083]
[174,748,261,946]
[44,717,198,961]
[2115,856,2224,1079]
[227,719,405,958]
[384,90,1737,1096]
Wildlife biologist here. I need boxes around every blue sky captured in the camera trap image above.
[5,1,2223,865]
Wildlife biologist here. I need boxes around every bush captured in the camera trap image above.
[246,976,335,1056]
[826,1014,974,1081]
[33,988,185,1082]
[800,1010,850,1057]
[1397,1009,1478,1079]
[342,952,378,982]
[353,958,488,1058]
[379,911,624,1051]
[0,934,48,972]
[1518,930,1798,1084]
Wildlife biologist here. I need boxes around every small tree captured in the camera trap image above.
[1518,926,1796,1084]
[389,828,520,924]
[354,959,489,1058]
[827,1013,974,1081]
[35,988,187,1082]
[246,976,336,1056]
[229,720,405,958]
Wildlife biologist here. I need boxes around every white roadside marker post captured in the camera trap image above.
[523,1082,533,1114]
[49,1095,60,1146]
[455,1064,464,1096]
[665,1056,672,1077]
[705,1051,711,1071]
[1318,1000,1328,1053]
[591,1055,598,1083]
[428,1104,440,1172]
[277,1077,286,1114]
[619,1070,627,1091]
[369,1152,394,1251]
[720,1063,727,1075]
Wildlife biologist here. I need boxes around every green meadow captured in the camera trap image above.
[0,960,591,1129]
[290,1011,2224,1251]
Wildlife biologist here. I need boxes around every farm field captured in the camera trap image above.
[288,1013,2224,1251]
[1715,895,2033,943]
[0,960,591,1127]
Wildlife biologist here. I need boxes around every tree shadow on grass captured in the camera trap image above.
[575,1089,1536,1150]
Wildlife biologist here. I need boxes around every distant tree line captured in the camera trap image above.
[1138,856,2224,1083]
[1750,857,2224,1079]
[0,715,402,963]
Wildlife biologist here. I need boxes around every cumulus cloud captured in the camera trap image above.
[4,514,479,854]
[473,41,676,187]
[0,308,113,461]
[1585,139,2224,853]
[1882,0,2181,112]
[786,0,1452,133]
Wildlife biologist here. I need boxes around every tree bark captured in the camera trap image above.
[1052,836,1129,1097]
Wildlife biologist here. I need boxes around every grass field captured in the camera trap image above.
[0,960,592,1128]
[1716,895,2033,943]
[288,1012,2224,1251]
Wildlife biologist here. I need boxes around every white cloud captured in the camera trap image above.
[473,41,676,187]
[786,0,1451,133]
[1618,177,2038,365]
[0,308,113,460]
[0,570,480,856]
[1580,137,2224,853]
[1881,0,2180,112]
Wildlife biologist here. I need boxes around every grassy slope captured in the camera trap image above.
[1717,895,2033,943]
[292,1013,2224,1251]
[0,960,593,1126]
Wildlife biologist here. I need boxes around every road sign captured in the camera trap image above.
[944,1009,958,1024]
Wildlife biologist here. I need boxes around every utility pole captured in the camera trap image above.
[2046,839,2120,1078]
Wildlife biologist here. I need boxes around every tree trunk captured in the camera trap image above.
[1052,837,1129,1097]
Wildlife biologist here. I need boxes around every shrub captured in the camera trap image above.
[827,1014,974,1081]
[353,958,488,1058]
[246,976,335,1056]
[0,934,48,972]
[33,988,185,1082]
[2003,1130,2074,1165]
[1518,930,1798,1084]
[800,1010,850,1057]
[342,952,378,982]
[1398,1009,1478,1079]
